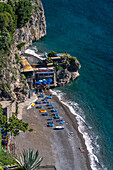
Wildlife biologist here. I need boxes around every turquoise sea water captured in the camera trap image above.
[31,0,113,169]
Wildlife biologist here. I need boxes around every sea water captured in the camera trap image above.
[31,0,113,169]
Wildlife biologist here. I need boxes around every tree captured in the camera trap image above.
[0,29,13,51]
[15,0,33,28]
[0,104,29,136]
[0,12,15,35]
[0,2,16,28]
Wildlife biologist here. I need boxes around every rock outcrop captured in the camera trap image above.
[57,69,80,86]
[56,57,81,86]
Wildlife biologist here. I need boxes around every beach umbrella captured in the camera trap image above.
[55,54,59,57]
[47,81,51,85]
[42,79,46,81]
[42,82,46,85]
[35,81,41,85]
[39,80,43,82]
[48,78,52,83]
[1,129,5,133]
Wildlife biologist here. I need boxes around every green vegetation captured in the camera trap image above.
[15,149,43,170]
[15,149,57,170]
[0,104,29,136]
[35,5,37,13]
[0,0,33,54]
[15,53,20,63]
[48,51,57,57]
[0,151,16,165]
[29,128,34,132]
[15,0,33,28]
[56,65,63,71]
[16,42,26,50]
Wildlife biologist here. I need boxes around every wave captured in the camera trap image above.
[50,89,106,170]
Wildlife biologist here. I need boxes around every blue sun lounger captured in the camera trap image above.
[47,96,52,99]
[36,105,42,108]
[47,118,54,120]
[52,109,58,112]
[42,112,49,116]
[47,123,54,127]
[49,104,53,106]
[36,101,42,104]
[59,121,65,124]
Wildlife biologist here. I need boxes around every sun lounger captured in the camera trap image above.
[47,121,53,124]
[59,121,65,124]
[51,109,58,112]
[54,116,60,119]
[47,123,54,127]
[36,105,42,108]
[36,101,42,104]
[42,112,49,116]
[47,96,52,99]
[47,118,54,120]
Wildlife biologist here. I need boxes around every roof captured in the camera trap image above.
[21,57,33,72]
[51,56,61,60]
[36,71,54,74]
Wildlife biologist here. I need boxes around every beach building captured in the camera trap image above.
[20,57,57,95]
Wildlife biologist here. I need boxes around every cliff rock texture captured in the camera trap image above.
[14,0,46,50]
[0,0,46,101]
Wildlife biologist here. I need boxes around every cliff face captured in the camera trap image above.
[0,0,46,101]
[14,0,46,50]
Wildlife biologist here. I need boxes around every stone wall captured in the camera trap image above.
[6,101,16,119]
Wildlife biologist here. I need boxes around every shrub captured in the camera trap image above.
[56,65,63,71]
[35,6,37,13]
[48,51,57,57]
[0,30,13,52]
[29,128,34,132]
[15,53,20,63]
[0,151,16,165]
[16,42,26,50]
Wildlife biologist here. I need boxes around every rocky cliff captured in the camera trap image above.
[14,0,46,50]
[0,0,46,101]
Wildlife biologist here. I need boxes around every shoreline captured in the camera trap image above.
[14,91,91,169]
[52,94,91,170]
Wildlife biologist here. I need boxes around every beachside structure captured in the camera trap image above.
[20,57,57,95]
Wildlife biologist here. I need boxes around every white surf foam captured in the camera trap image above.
[50,89,104,170]
[25,49,46,60]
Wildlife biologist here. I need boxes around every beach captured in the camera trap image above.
[13,92,91,170]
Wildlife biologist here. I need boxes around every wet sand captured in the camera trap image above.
[14,93,91,170]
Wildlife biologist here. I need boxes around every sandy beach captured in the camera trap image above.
[13,92,91,170]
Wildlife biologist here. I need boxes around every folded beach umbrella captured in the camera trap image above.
[32,103,35,106]
[40,109,47,112]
